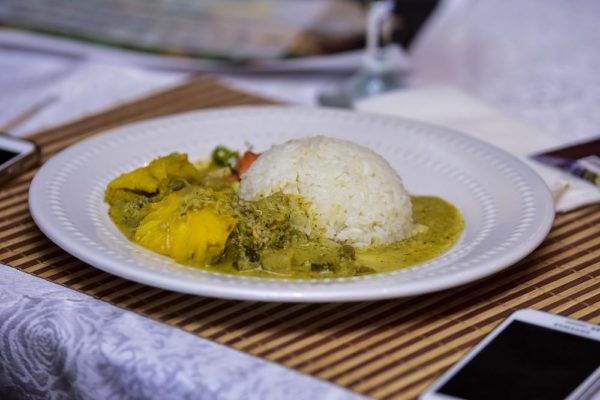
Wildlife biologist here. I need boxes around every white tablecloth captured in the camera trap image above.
[0,267,363,400]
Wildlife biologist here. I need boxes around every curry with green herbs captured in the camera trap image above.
[105,151,464,279]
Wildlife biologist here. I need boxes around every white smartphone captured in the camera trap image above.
[420,309,600,400]
[0,133,40,185]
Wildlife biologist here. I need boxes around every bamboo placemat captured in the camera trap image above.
[1,77,599,400]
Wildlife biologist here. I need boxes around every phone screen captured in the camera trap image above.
[438,320,600,400]
[0,148,19,167]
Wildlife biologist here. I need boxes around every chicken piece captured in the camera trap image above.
[134,190,236,265]
[105,153,200,201]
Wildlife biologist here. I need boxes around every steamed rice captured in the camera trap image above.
[239,136,413,248]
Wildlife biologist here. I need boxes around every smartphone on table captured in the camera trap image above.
[0,133,41,186]
[420,309,600,400]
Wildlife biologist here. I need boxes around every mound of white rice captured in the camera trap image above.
[239,136,414,248]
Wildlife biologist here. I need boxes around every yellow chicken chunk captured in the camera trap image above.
[106,153,200,199]
[134,191,236,265]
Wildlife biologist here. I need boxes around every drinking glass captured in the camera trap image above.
[318,0,401,108]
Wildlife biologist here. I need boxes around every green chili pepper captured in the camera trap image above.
[211,146,239,167]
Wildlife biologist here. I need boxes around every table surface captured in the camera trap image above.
[1,77,599,400]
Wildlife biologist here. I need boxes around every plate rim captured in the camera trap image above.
[28,105,556,302]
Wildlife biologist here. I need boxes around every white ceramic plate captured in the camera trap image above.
[29,106,555,302]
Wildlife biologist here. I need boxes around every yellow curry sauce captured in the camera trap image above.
[356,196,464,273]
[191,195,463,279]
[105,153,464,279]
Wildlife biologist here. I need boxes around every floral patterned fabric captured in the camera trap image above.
[0,266,363,400]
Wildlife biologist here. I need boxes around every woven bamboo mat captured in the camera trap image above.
[1,77,599,400]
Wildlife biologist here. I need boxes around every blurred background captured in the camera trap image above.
[0,0,436,63]
[1,0,599,143]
